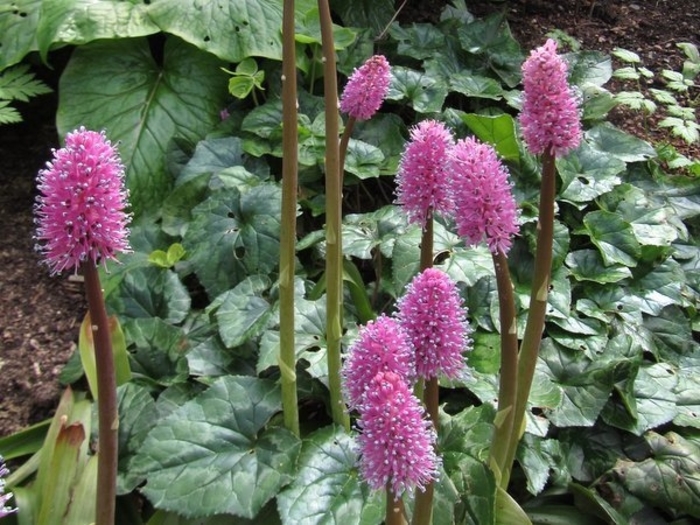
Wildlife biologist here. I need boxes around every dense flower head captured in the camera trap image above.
[35,127,131,275]
[519,38,582,157]
[0,455,17,518]
[450,137,519,254]
[340,55,391,121]
[395,120,455,228]
[396,268,471,380]
[342,314,415,410]
[356,371,440,497]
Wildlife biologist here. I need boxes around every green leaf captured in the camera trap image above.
[183,183,281,298]
[581,211,641,267]
[626,259,685,316]
[457,13,524,87]
[117,383,158,494]
[0,100,22,124]
[566,250,632,284]
[386,66,448,114]
[57,37,229,215]
[615,431,700,518]
[107,266,191,324]
[611,48,641,64]
[125,318,190,387]
[0,0,41,69]
[557,141,625,205]
[537,339,615,427]
[147,0,283,62]
[344,139,385,179]
[36,0,158,61]
[389,22,449,61]
[0,64,51,102]
[331,0,395,35]
[450,73,504,100]
[461,113,520,162]
[135,376,301,519]
[215,275,275,348]
[585,124,656,163]
[277,426,383,525]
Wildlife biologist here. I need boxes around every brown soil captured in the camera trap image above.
[1,0,699,438]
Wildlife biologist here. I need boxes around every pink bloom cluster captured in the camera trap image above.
[395,120,455,228]
[450,137,520,255]
[0,455,16,518]
[342,314,415,410]
[356,371,440,497]
[519,38,582,157]
[35,127,131,275]
[396,268,470,380]
[340,55,391,121]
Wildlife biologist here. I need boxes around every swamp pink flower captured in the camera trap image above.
[35,127,131,275]
[519,38,582,157]
[356,371,440,497]
[450,137,519,255]
[0,455,17,518]
[395,120,455,228]
[342,314,415,410]
[340,55,391,121]
[396,268,471,380]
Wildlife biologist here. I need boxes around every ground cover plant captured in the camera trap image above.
[1,1,699,524]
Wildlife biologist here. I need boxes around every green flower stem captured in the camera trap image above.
[318,0,349,431]
[502,150,557,489]
[487,250,519,488]
[339,116,355,187]
[412,209,436,525]
[387,489,408,525]
[279,0,300,437]
[82,261,117,525]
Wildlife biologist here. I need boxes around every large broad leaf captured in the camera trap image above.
[57,37,229,215]
[0,0,41,69]
[585,124,656,163]
[135,376,301,519]
[146,0,283,62]
[581,211,640,267]
[386,66,448,114]
[614,431,700,518]
[557,141,625,205]
[36,0,158,61]
[214,276,276,348]
[461,113,519,162]
[277,425,383,525]
[183,183,282,298]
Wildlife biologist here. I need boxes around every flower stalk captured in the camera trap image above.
[279,0,300,436]
[318,0,349,430]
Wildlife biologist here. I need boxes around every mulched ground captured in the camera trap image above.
[1,0,699,438]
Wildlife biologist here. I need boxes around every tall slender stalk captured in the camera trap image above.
[82,262,117,525]
[318,0,349,430]
[486,250,519,488]
[501,151,557,489]
[279,0,300,437]
[412,209,435,525]
[387,490,408,525]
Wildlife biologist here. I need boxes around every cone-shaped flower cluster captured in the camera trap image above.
[519,38,582,157]
[396,268,471,380]
[450,137,519,255]
[356,371,440,497]
[340,55,391,121]
[35,127,131,275]
[0,455,16,518]
[395,120,455,228]
[342,314,415,410]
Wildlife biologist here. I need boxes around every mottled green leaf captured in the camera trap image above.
[387,66,448,113]
[581,211,640,267]
[135,376,301,519]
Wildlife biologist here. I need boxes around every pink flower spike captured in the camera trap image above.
[356,371,440,497]
[395,120,455,228]
[35,127,131,275]
[340,55,391,121]
[450,137,519,255]
[0,455,17,518]
[519,38,582,157]
[396,268,471,380]
[342,314,415,410]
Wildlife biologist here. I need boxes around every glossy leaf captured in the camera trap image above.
[57,37,229,215]
[135,376,301,519]
[277,426,383,525]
